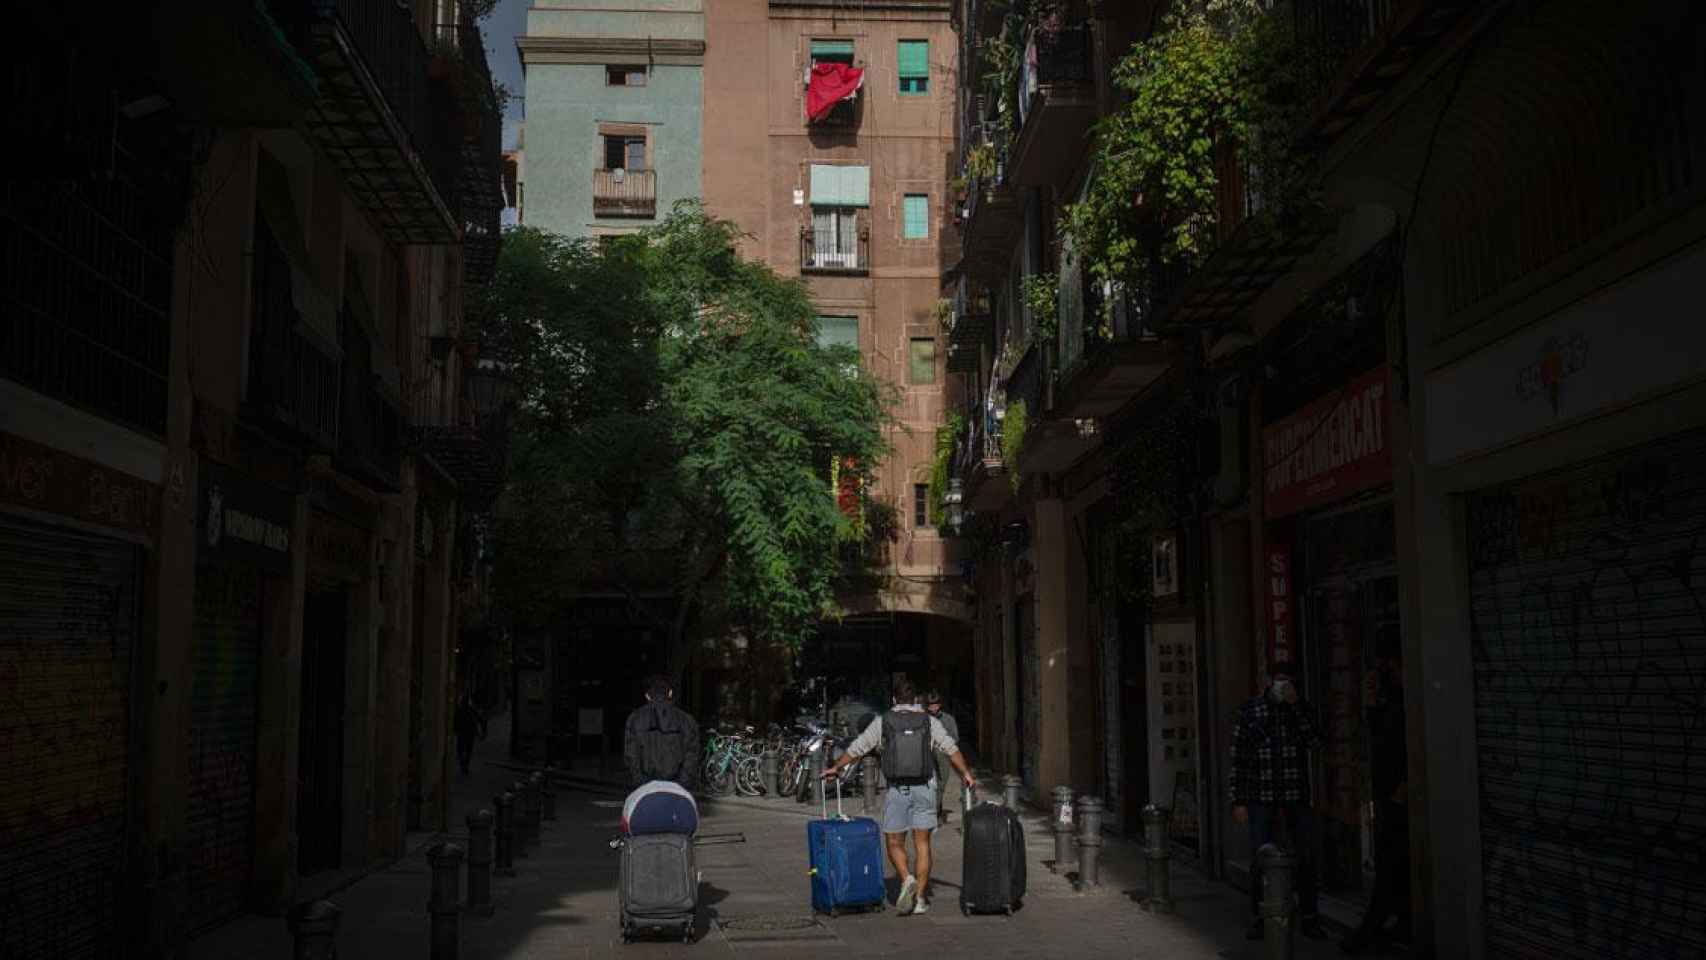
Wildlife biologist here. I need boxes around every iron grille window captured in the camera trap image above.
[808,208,860,269]
[914,483,931,528]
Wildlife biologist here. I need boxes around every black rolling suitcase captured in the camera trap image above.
[959,787,1026,915]
[619,832,697,942]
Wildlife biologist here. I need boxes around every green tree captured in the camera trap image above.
[475,205,895,675]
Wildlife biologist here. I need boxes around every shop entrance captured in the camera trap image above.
[1301,498,1400,906]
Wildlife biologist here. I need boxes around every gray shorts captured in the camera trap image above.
[882,781,938,834]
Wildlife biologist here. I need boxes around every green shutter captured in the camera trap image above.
[811,39,855,57]
[810,164,870,207]
[897,40,929,78]
[816,316,859,351]
[903,194,929,239]
[908,338,937,384]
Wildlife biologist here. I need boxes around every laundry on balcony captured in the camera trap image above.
[806,61,864,122]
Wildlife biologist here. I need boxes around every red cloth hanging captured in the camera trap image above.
[807,62,865,121]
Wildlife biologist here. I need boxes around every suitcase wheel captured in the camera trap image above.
[1003,905,1013,916]
[828,906,839,918]
[960,903,970,916]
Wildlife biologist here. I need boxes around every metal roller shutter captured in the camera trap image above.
[1467,429,1706,960]
[183,565,263,933]
[0,514,140,959]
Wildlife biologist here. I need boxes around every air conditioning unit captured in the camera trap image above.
[613,168,626,184]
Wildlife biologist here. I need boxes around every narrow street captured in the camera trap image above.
[188,719,1359,959]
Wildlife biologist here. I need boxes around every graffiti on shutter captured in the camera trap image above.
[184,564,263,932]
[1469,429,1706,960]
[0,516,138,959]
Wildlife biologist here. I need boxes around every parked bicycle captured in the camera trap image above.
[701,725,767,797]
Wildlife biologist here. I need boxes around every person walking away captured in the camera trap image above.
[455,690,487,778]
[924,690,961,824]
[823,677,977,916]
[623,675,701,791]
[1343,629,1411,955]
[1229,660,1329,941]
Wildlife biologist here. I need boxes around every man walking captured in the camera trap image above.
[454,689,486,778]
[1229,661,1329,941]
[823,677,977,916]
[623,674,700,790]
[924,689,961,824]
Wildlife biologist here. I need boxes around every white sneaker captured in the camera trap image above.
[895,875,918,914]
[911,899,930,916]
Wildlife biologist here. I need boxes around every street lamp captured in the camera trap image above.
[464,360,518,432]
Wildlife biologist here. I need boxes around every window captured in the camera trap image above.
[816,315,859,351]
[908,337,936,385]
[603,134,646,172]
[810,39,856,71]
[808,164,870,270]
[898,40,929,94]
[902,194,930,239]
[606,65,648,86]
[914,484,931,528]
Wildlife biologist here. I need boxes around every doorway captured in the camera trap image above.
[297,586,348,875]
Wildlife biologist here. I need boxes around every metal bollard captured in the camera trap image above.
[1002,774,1023,810]
[493,791,516,876]
[509,781,531,856]
[527,772,545,845]
[542,766,557,822]
[1140,804,1175,913]
[426,841,464,960]
[1050,785,1077,873]
[465,810,494,917]
[757,750,775,798]
[1074,795,1105,889]
[285,899,341,960]
[1259,842,1299,960]
[861,755,878,813]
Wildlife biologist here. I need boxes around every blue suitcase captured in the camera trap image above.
[807,779,886,916]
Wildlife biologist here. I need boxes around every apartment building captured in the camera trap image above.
[0,2,506,952]
[515,0,705,236]
[946,0,1706,957]
[704,0,970,713]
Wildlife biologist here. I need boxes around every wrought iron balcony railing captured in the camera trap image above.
[437,15,506,283]
[1294,0,1398,106]
[1016,22,1092,129]
[801,224,870,274]
[593,168,657,218]
[282,0,461,243]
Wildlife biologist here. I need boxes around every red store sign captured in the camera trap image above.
[1263,366,1392,519]
[1266,544,1295,671]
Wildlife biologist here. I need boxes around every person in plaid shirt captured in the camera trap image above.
[1229,663,1328,941]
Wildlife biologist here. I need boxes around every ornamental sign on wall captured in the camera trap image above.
[199,461,293,574]
[1262,365,1392,519]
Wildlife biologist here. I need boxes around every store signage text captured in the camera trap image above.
[0,432,158,535]
[1266,545,1295,671]
[199,461,293,573]
[1263,366,1392,518]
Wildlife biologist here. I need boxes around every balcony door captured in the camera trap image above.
[810,207,859,270]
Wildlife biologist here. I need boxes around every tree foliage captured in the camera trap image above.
[473,205,896,672]
[1058,1,1313,293]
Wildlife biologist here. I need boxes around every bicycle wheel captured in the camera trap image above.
[706,759,735,796]
[736,756,765,796]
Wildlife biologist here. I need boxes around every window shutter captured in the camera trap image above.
[810,164,870,207]
[811,39,856,58]
[903,194,929,239]
[897,40,929,79]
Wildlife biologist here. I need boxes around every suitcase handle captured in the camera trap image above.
[820,765,845,821]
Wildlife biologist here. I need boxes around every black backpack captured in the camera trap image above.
[881,710,932,785]
[638,705,686,782]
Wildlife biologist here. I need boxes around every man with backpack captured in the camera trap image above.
[623,674,700,791]
[822,677,977,916]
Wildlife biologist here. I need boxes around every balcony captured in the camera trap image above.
[414,425,508,511]
[944,274,991,373]
[1054,255,1180,420]
[1293,0,1479,150]
[281,0,460,244]
[335,298,401,492]
[436,15,506,284]
[958,126,1021,283]
[801,223,870,275]
[592,168,657,219]
[245,225,341,451]
[1008,22,1096,189]
[959,410,1009,513]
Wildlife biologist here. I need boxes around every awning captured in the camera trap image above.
[807,62,864,121]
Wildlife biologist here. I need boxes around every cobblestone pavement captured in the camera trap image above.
[188,725,1405,959]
